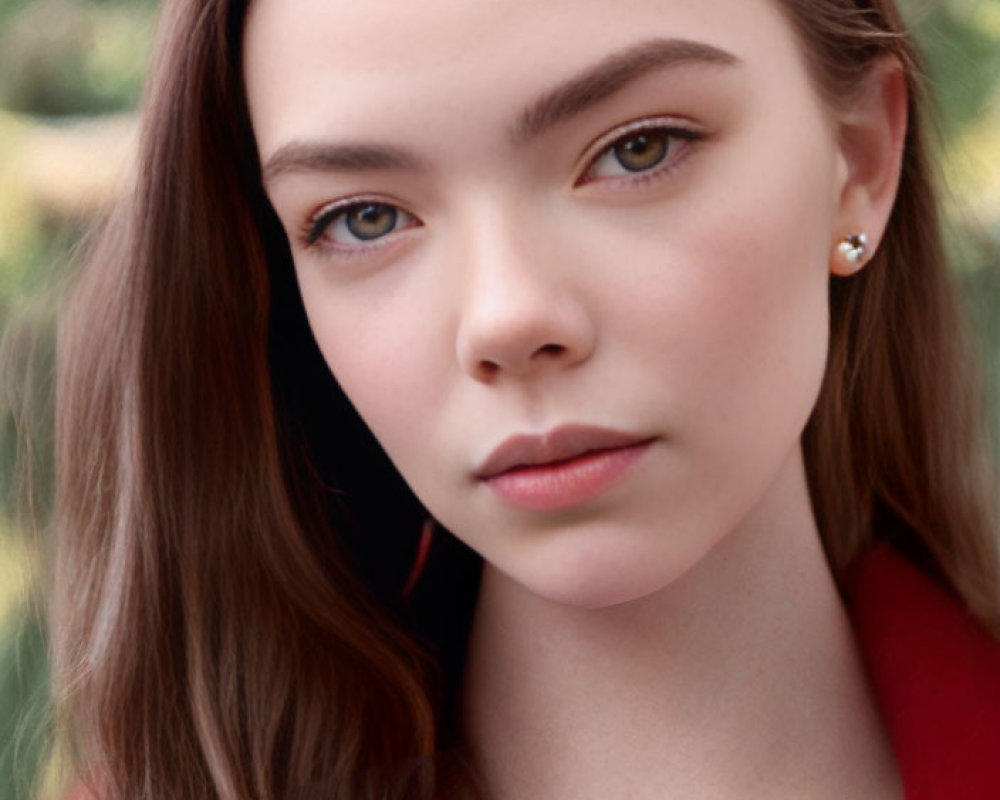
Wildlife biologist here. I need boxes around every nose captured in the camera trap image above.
[454,213,597,383]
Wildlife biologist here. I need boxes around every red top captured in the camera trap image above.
[848,543,1000,799]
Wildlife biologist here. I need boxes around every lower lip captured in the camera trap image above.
[482,440,653,512]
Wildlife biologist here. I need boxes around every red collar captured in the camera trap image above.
[847,543,1000,799]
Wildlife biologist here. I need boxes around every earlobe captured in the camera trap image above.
[830,56,908,277]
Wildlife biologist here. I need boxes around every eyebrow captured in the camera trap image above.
[511,37,741,145]
[260,37,740,184]
[262,142,425,183]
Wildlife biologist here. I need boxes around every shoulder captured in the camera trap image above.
[847,542,1000,799]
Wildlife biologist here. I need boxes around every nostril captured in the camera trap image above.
[477,360,501,378]
[474,345,563,381]
[536,343,566,358]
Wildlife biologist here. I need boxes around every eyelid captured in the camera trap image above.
[575,115,704,186]
[299,194,421,253]
[294,116,702,256]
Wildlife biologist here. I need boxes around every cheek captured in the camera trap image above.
[693,141,834,415]
[690,188,831,379]
[688,222,830,464]
[598,129,836,457]
[295,266,449,457]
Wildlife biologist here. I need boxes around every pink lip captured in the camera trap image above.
[476,425,655,511]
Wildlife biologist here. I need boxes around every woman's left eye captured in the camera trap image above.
[583,124,701,183]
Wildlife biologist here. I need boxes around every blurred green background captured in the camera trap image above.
[1,0,999,798]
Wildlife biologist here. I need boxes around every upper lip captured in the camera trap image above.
[475,424,652,479]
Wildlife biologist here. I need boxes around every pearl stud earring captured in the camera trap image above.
[836,232,869,267]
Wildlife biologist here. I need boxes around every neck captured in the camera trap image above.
[460,448,901,800]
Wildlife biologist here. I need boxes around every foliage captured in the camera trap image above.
[0,605,49,800]
[0,0,155,116]
[905,0,1000,135]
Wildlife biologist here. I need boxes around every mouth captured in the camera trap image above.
[475,425,655,511]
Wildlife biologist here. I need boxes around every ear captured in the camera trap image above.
[830,56,908,276]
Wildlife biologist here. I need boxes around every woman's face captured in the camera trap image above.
[245,0,852,607]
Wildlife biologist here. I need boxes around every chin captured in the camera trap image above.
[507,532,716,610]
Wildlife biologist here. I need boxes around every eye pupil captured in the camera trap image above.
[613,133,669,172]
[346,203,398,240]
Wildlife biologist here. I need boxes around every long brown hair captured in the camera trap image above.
[52,0,999,798]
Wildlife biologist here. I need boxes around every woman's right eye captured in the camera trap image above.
[305,200,419,249]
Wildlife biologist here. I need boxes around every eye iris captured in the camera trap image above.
[613,133,668,172]
[346,203,398,240]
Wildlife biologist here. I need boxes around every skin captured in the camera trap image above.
[244,0,907,796]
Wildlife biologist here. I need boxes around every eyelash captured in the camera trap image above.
[299,117,704,255]
[299,196,417,254]
[577,117,703,187]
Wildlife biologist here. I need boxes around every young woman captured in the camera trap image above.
[54,0,1000,798]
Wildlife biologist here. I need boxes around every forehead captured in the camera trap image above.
[243,0,807,155]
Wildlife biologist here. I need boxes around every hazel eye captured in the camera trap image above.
[344,203,399,240]
[613,132,669,172]
[308,201,417,247]
[584,124,700,182]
